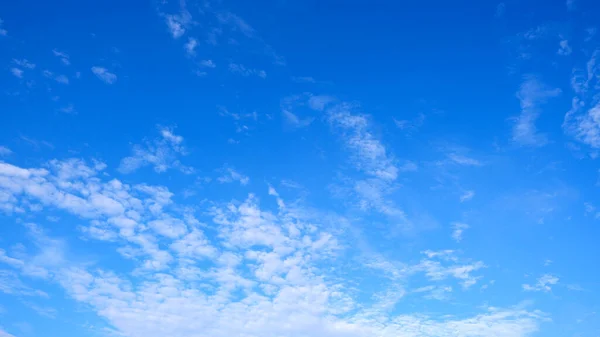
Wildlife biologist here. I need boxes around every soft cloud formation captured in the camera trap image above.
[564,51,600,149]
[200,59,216,68]
[0,18,7,36]
[185,37,198,56]
[13,59,35,69]
[119,126,192,174]
[451,222,470,242]
[460,190,475,202]
[91,66,117,84]
[523,274,559,292]
[0,146,12,156]
[0,157,547,337]
[52,49,70,65]
[512,76,561,147]
[10,67,23,78]
[557,40,572,56]
[228,63,266,78]
[217,167,249,185]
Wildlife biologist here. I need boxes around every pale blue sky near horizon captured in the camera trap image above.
[0,0,599,336]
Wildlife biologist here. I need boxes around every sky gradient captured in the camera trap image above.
[1,0,600,336]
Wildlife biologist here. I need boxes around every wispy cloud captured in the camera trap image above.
[0,146,11,156]
[13,59,35,69]
[460,190,475,202]
[184,37,197,57]
[91,66,117,84]
[217,167,249,185]
[228,63,266,78]
[512,76,561,147]
[451,222,470,242]
[119,126,192,174]
[447,153,483,166]
[523,274,559,292]
[163,3,192,39]
[0,18,7,36]
[564,51,600,149]
[10,68,23,78]
[557,39,572,56]
[200,59,216,68]
[52,49,70,65]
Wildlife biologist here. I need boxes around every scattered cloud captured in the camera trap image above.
[0,18,7,36]
[495,3,506,17]
[13,59,35,69]
[42,70,69,84]
[184,37,197,57]
[228,63,266,78]
[564,51,600,149]
[447,153,483,166]
[513,76,561,147]
[163,4,192,39]
[557,40,572,56]
[119,126,192,174]
[59,104,76,114]
[55,74,69,84]
[0,146,11,156]
[200,59,216,68]
[10,68,23,78]
[91,66,117,84]
[52,49,70,65]
[217,106,259,133]
[451,222,470,242]
[282,109,313,128]
[523,274,559,292]
[394,112,425,134]
[0,328,15,337]
[292,76,316,83]
[460,190,475,202]
[217,167,249,185]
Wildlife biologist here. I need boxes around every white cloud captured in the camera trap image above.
[564,51,600,149]
[13,59,35,69]
[119,126,192,174]
[0,328,15,337]
[59,104,76,114]
[91,66,117,84]
[308,95,336,111]
[495,3,506,17]
[447,153,482,166]
[200,59,216,68]
[0,155,548,337]
[228,63,266,78]
[557,40,572,56]
[523,274,559,292]
[185,37,198,56]
[217,167,249,185]
[0,18,7,36]
[513,76,561,147]
[460,190,475,202]
[0,146,11,156]
[292,76,316,83]
[52,49,70,65]
[282,109,313,128]
[394,112,425,134]
[10,68,23,78]
[414,250,485,288]
[451,222,470,242]
[55,74,69,84]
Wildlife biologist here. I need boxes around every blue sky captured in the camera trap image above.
[1,0,599,336]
